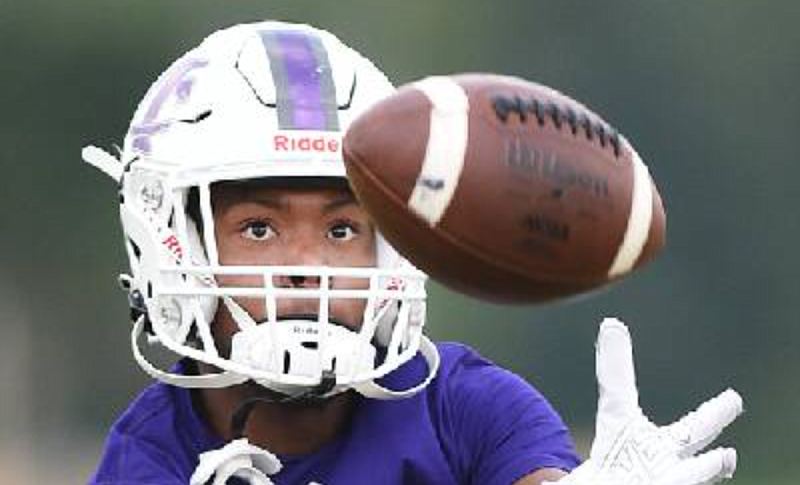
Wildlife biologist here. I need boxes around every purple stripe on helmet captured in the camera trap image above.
[261,30,338,131]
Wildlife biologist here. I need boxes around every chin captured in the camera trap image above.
[241,380,352,409]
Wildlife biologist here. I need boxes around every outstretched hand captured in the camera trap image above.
[553,318,742,485]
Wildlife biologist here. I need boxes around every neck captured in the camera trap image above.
[193,366,356,455]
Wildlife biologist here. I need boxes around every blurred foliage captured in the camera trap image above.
[0,0,798,483]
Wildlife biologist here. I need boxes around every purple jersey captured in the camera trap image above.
[89,342,580,485]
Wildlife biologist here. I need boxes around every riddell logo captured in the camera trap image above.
[273,134,340,154]
[162,235,184,260]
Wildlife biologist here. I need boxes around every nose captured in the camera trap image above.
[273,234,326,289]
[280,274,321,289]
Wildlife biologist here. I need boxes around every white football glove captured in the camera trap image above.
[190,438,325,485]
[190,438,282,485]
[551,318,743,485]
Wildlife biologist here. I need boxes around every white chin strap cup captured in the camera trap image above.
[131,316,441,400]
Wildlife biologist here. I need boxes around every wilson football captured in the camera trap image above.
[343,74,665,303]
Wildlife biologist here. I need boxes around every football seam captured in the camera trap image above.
[346,152,613,286]
[489,94,622,158]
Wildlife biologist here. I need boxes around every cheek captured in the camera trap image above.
[335,232,378,268]
[328,276,371,329]
[216,273,263,288]
[329,298,368,330]
[216,240,280,267]
[213,274,268,330]
[214,274,271,318]
[211,231,377,329]
[210,304,238,358]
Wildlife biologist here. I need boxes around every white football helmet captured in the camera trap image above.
[82,21,438,400]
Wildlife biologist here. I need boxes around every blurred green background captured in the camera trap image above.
[0,1,797,483]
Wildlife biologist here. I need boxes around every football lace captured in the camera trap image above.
[491,94,621,157]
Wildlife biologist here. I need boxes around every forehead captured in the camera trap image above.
[211,177,358,211]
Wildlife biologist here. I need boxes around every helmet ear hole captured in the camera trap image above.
[127,238,142,259]
[124,238,143,276]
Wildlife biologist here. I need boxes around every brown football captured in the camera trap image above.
[343,74,665,303]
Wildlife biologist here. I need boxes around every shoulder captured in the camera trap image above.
[428,340,500,381]
[111,378,184,439]
[432,341,541,401]
[427,342,581,484]
[431,341,567,431]
[89,364,221,484]
[89,381,184,484]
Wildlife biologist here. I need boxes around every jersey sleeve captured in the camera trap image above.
[439,344,581,485]
[88,431,186,485]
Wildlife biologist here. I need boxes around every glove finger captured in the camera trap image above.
[191,449,234,485]
[236,467,274,485]
[664,389,743,457]
[595,318,640,421]
[212,468,233,485]
[252,452,282,475]
[658,447,737,485]
[215,456,253,485]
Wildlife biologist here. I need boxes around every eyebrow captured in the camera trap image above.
[212,193,285,219]
[322,193,358,214]
[247,195,286,211]
[218,192,358,215]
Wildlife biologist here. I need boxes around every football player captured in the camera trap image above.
[82,20,743,485]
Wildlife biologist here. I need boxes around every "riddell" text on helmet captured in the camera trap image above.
[273,134,340,153]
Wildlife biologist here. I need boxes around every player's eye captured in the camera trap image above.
[328,221,359,242]
[242,220,276,241]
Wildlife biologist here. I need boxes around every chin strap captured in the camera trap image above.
[137,307,439,484]
[228,372,338,441]
[353,335,440,400]
[190,339,439,485]
[131,316,249,388]
[132,311,440,398]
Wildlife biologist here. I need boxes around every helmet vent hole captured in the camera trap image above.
[128,238,141,259]
[283,351,291,374]
[301,341,318,350]
[180,109,213,124]
[146,282,153,299]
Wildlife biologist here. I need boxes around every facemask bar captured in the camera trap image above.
[84,147,438,398]
[143,264,427,390]
[153,176,427,391]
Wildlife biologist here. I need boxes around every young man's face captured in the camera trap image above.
[209,180,377,354]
